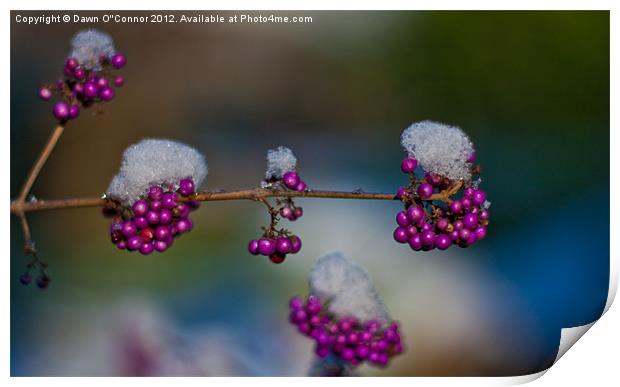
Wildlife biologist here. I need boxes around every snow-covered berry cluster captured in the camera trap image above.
[289,295,403,367]
[291,252,403,371]
[105,179,200,254]
[104,139,207,254]
[394,121,490,251]
[38,29,126,122]
[249,146,308,263]
[262,146,308,192]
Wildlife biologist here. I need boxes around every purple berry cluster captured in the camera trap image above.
[39,52,126,122]
[248,235,302,264]
[104,178,199,255]
[289,295,403,367]
[279,203,303,221]
[394,155,490,251]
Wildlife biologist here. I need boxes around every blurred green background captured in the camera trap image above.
[11,11,609,376]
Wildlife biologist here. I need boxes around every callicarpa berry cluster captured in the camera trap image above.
[291,252,403,374]
[104,139,207,255]
[38,29,126,122]
[248,147,307,264]
[393,121,491,251]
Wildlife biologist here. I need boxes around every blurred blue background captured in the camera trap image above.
[10,11,609,376]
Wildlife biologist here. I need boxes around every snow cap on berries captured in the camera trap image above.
[107,139,208,205]
[68,29,116,71]
[265,146,297,179]
[309,251,389,323]
[401,120,475,181]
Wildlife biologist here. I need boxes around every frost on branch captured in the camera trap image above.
[265,146,297,179]
[69,29,116,71]
[309,251,389,323]
[401,120,474,181]
[107,138,208,205]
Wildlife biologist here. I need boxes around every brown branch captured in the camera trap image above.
[13,124,65,252]
[10,185,465,215]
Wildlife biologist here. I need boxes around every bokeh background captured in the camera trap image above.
[10,11,609,376]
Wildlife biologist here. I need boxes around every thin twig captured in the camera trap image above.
[14,124,65,251]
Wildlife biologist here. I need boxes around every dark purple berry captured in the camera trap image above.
[248,239,260,255]
[99,86,115,101]
[178,178,195,196]
[114,75,125,87]
[68,104,80,119]
[417,183,433,199]
[276,237,292,254]
[52,101,70,120]
[20,273,32,285]
[258,238,276,256]
[111,53,126,69]
[282,171,300,189]
[400,157,417,173]
[269,253,286,264]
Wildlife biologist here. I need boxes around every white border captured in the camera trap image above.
[3,1,617,386]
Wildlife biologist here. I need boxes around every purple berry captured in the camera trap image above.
[111,53,126,69]
[134,216,148,229]
[139,242,154,255]
[248,239,260,255]
[82,82,97,98]
[461,198,472,209]
[36,276,50,289]
[114,75,125,87]
[406,206,425,223]
[73,67,86,80]
[121,220,137,238]
[463,213,479,230]
[436,218,449,231]
[154,225,170,241]
[417,183,433,199]
[178,178,195,196]
[162,193,178,209]
[97,77,109,88]
[480,209,490,220]
[99,86,115,101]
[454,220,464,230]
[20,273,32,285]
[154,240,168,252]
[406,225,418,236]
[466,232,477,246]
[150,200,163,211]
[132,199,149,216]
[459,228,471,241]
[68,104,80,119]
[176,218,193,233]
[396,211,409,227]
[449,200,463,214]
[464,188,475,199]
[52,101,70,120]
[408,234,423,251]
[421,230,435,249]
[159,208,173,224]
[282,171,300,189]
[393,227,409,244]
[258,238,276,256]
[146,210,160,225]
[295,181,307,192]
[293,207,303,218]
[400,157,417,173]
[66,57,78,70]
[472,190,487,206]
[449,230,460,241]
[425,173,443,187]
[276,237,292,254]
[467,152,476,163]
[290,236,302,254]
[280,207,293,219]
[435,234,452,250]
[474,226,487,240]
[148,186,164,201]
[127,236,142,251]
[39,87,52,100]
[116,240,127,250]
[289,296,303,310]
